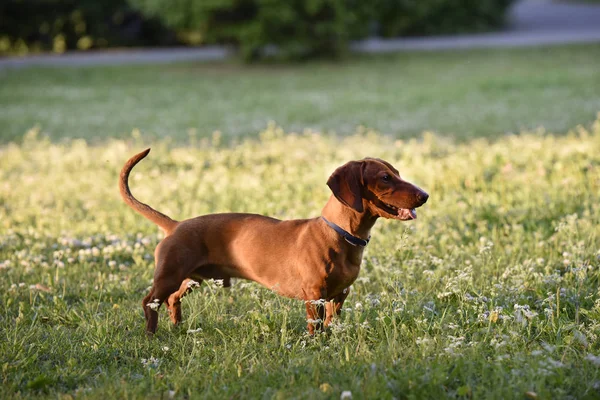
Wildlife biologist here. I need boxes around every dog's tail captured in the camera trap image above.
[119,148,178,235]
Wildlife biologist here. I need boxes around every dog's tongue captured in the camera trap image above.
[399,208,417,220]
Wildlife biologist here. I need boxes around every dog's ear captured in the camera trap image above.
[327,161,365,212]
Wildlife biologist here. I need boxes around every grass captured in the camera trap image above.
[1,43,600,398]
[1,44,600,144]
[1,119,600,398]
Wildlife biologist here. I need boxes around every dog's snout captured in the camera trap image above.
[416,190,429,205]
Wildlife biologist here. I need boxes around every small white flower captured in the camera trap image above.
[573,331,588,347]
[146,299,160,310]
[416,337,431,345]
[186,280,201,289]
[307,318,322,324]
[187,328,203,334]
[141,356,160,368]
[545,358,564,368]
[585,354,600,366]
[541,342,555,353]
[162,346,170,352]
[309,299,326,306]
[340,390,352,400]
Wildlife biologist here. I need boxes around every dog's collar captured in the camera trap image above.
[321,216,370,247]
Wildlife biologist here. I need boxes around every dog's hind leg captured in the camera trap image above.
[166,278,202,325]
[142,267,188,334]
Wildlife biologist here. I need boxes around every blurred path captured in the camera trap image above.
[1,0,600,69]
[352,0,600,53]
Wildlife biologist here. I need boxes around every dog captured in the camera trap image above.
[119,149,428,335]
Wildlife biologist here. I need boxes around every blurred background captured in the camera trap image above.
[1,0,517,59]
[0,0,599,144]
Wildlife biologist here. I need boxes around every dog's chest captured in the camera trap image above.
[326,260,361,296]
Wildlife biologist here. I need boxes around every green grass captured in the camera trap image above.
[1,120,600,398]
[1,43,600,398]
[1,44,600,144]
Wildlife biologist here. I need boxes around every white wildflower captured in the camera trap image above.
[544,358,565,368]
[141,356,160,368]
[340,390,352,400]
[416,337,431,345]
[584,354,600,366]
[369,298,381,307]
[186,280,201,289]
[573,331,588,348]
[541,342,555,353]
[146,299,160,310]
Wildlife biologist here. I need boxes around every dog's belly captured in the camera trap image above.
[190,262,305,299]
[190,263,243,281]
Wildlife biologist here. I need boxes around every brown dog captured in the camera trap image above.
[119,149,428,335]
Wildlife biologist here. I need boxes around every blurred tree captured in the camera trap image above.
[130,0,370,60]
[131,0,515,61]
[1,0,515,58]
[0,0,177,54]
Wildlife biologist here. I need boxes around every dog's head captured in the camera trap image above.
[327,158,428,220]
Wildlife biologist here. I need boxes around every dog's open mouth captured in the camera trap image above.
[383,202,417,220]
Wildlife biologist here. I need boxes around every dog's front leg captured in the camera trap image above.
[303,288,326,334]
[324,287,350,327]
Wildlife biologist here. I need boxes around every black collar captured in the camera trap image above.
[321,216,370,247]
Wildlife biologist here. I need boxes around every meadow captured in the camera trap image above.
[1,44,600,144]
[1,121,599,399]
[1,44,600,399]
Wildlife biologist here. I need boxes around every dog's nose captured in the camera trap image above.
[417,191,429,204]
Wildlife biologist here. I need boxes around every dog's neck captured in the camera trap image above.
[321,195,378,241]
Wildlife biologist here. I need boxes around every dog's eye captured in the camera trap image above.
[382,174,391,182]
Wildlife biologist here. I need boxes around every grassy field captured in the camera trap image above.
[1,120,599,398]
[1,44,600,144]
[1,43,600,398]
